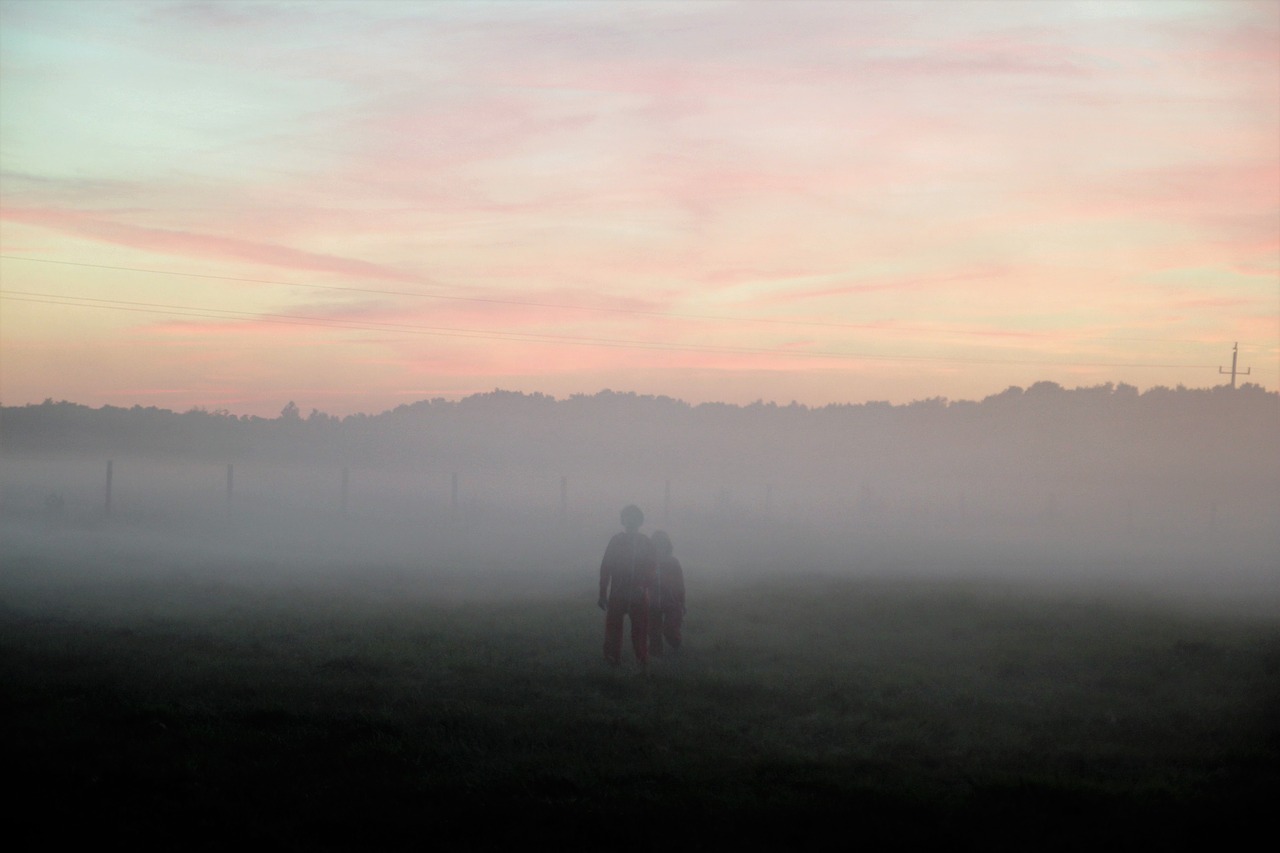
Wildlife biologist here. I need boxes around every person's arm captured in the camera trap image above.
[598,538,615,609]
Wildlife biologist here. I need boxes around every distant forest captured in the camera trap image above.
[3,382,1277,561]
[3,382,1275,496]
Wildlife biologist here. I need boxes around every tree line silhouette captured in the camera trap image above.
[4,382,1273,511]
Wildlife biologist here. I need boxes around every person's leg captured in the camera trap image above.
[629,599,650,667]
[649,607,665,657]
[603,603,625,665]
[665,607,683,651]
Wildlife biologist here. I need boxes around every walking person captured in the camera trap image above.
[598,505,656,670]
[648,530,686,657]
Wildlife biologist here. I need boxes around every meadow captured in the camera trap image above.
[3,536,1276,851]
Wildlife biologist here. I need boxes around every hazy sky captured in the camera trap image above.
[1,0,1277,415]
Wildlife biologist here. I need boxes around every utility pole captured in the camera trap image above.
[1218,342,1251,389]
[559,476,568,525]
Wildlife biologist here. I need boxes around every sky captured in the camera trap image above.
[1,0,1277,416]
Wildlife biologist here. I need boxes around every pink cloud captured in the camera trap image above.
[758,265,1018,306]
[1231,260,1280,277]
[0,207,422,283]
[1167,294,1272,311]
[1070,162,1279,222]
[861,39,1093,80]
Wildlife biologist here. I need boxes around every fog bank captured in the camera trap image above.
[3,383,1276,612]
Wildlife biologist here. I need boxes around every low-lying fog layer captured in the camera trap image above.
[2,459,1275,617]
[2,385,1276,614]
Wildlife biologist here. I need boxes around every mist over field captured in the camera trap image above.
[3,381,1277,607]
[3,383,1277,848]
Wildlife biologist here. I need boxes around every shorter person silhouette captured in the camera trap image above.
[648,530,686,657]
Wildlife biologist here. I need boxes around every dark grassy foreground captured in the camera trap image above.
[2,557,1277,850]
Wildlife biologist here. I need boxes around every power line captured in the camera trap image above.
[0,254,1243,347]
[2,290,774,354]
[0,255,863,329]
[0,253,988,335]
[1,289,1222,370]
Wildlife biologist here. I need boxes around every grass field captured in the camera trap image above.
[2,548,1276,850]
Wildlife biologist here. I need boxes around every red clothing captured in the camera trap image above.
[599,531,656,665]
[649,556,685,655]
[604,599,650,667]
[652,555,685,611]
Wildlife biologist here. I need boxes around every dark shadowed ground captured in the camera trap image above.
[2,537,1276,851]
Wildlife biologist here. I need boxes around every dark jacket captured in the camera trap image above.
[599,531,656,607]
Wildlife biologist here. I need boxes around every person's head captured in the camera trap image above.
[620,504,644,532]
[651,530,673,558]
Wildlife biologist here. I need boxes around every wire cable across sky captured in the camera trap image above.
[0,254,1254,351]
[0,288,1223,371]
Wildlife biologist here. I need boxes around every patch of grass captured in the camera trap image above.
[2,569,1276,849]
